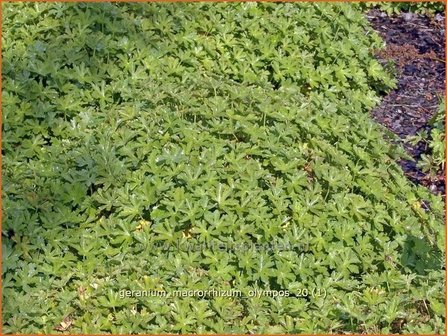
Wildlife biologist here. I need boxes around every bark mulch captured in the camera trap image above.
[366,10,445,196]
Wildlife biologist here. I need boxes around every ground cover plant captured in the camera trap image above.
[360,1,444,15]
[2,2,445,334]
[408,98,446,184]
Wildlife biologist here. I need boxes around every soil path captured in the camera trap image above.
[366,10,445,196]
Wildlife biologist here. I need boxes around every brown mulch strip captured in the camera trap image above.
[366,10,445,196]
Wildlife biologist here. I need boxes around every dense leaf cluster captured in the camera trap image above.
[360,1,445,15]
[2,2,445,334]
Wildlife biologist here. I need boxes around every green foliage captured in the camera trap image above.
[2,2,444,334]
[408,98,446,178]
[360,1,445,15]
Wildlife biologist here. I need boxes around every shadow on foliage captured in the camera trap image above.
[401,234,444,275]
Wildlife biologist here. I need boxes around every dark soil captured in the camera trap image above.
[366,10,445,196]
